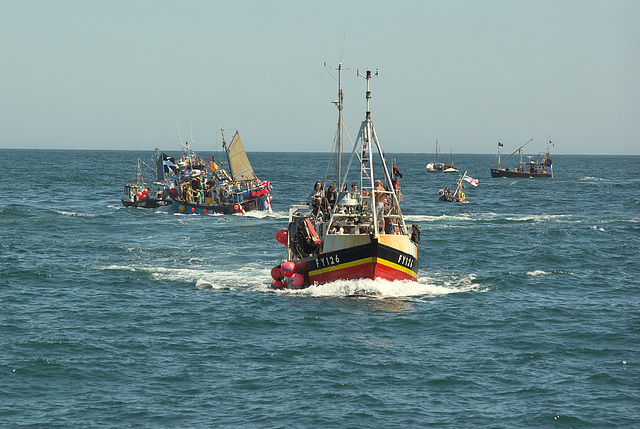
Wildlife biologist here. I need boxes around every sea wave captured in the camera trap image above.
[241,210,288,220]
[102,263,483,299]
[579,176,607,182]
[54,210,98,218]
[275,273,483,299]
[405,214,474,223]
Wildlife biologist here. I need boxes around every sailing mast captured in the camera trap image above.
[220,128,233,179]
[343,68,408,235]
[335,63,344,187]
[454,171,467,199]
[326,62,348,189]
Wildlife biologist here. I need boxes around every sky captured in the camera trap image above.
[1,0,638,155]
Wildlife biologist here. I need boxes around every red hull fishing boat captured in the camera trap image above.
[271,65,419,289]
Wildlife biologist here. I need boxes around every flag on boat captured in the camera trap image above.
[258,180,273,192]
[463,175,479,187]
[498,142,503,147]
[157,153,178,181]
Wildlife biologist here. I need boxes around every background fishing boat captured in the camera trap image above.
[490,138,554,178]
[426,139,458,173]
[121,155,172,208]
[168,130,273,215]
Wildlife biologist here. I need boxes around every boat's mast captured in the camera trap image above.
[518,147,523,171]
[331,63,345,187]
[456,171,467,198]
[220,128,234,180]
[357,69,378,195]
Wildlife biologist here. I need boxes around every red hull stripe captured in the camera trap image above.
[309,260,415,284]
[376,257,417,278]
[308,257,374,277]
[296,241,418,285]
[308,257,417,284]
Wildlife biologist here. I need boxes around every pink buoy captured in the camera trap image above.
[203,208,208,214]
[275,229,288,244]
[280,261,296,277]
[136,191,143,198]
[291,273,305,287]
[191,207,196,212]
[271,266,282,280]
[271,280,284,289]
[234,204,239,210]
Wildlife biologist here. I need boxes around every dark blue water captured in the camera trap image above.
[1,149,639,427]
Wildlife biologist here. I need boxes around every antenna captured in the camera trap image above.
[325,62,349,187]
[357,69,379,119]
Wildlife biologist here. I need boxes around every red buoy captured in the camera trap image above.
[280,261,296,277]
[291,273,305,287]
[270,266,282,280]
[271,280,284,289]
[275,229,288,244]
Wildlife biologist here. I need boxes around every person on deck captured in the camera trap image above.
[350,182,358,194]
[326,183,338,211]
[410,224,420,245]
[310,181,329,217]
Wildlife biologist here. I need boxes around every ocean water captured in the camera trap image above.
[1,149,639,428]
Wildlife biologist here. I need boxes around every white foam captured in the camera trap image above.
[504,214,572,223]
[55,210,97,217]
[527,270,548,276]
[277,273,482,298]
[103,263,483,299]
[405,213,474,223]
[240,210,288,220]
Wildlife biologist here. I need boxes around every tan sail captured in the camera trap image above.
[227,132,257,181]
